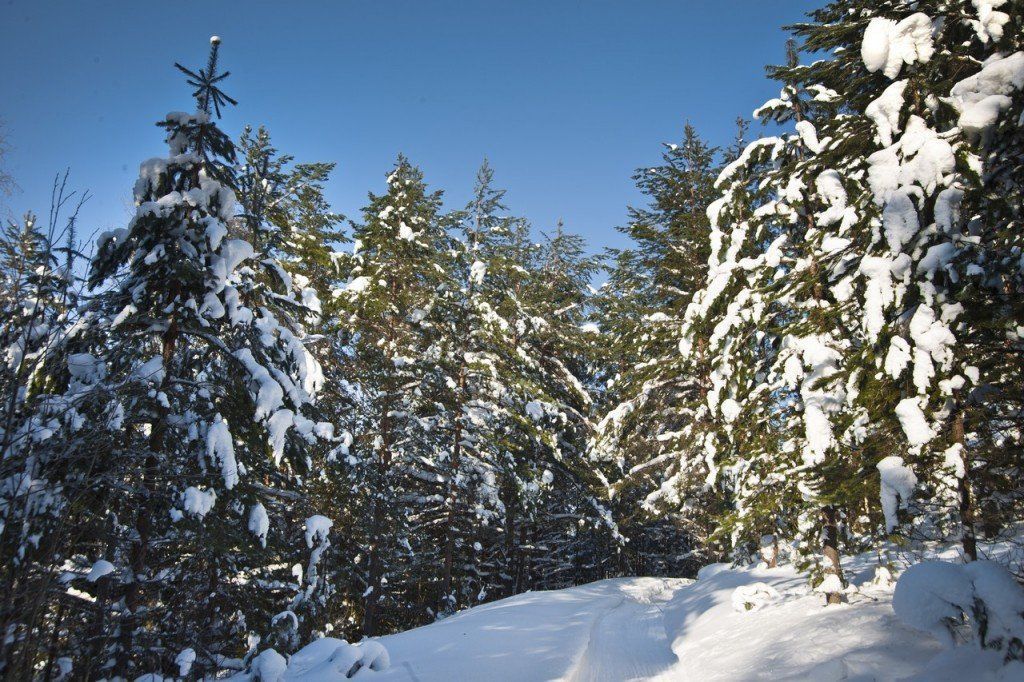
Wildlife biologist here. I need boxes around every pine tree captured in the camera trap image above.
[510,222,614,589]
[337,156,450,635]
[428,160,529,614]
[592,124,726,575]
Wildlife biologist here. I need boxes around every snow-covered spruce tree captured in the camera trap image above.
[687,36,872,602]
[336,156,451,636]
[75,39,329,677]
[591,124,728,575]
[918,2,1024,559]
[781,0,1024,562]
[677,1,1024,601]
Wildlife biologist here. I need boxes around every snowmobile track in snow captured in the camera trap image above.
[565,592,679,682]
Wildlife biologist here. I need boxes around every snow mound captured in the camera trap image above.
[731,582,780,612]
[894,560,1024,653]
[234,638,389,681]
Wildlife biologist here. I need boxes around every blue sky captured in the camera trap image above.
[1,0,820,255]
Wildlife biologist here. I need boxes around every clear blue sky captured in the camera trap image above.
[1,0,821,255]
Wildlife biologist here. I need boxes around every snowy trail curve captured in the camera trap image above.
[565,585,680,682]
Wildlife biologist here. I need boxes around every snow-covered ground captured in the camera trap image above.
[363,558,940,681]
[375,577,688,681]
[264,546,1023,681]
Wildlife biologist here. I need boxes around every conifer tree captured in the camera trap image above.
[337,156,450,635]
[71,38,329,676]
[592,124,726,574]
[671,1,1024,604]
[0,189,92,678]
[430,160,528,614]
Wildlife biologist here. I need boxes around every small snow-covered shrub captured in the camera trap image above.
[731,582,781,612]
[894,560,1024,670]
[232,638,389,681]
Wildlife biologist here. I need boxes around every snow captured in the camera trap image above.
[181,486,217,519]
[969,1,1011,44]
[948,52,1024,140]
[784,335,844,466]
[211,239,254,292]
[861,14,934,80]
[858,254,909,342]
[715,137,782,188]
[334,552,958,681]
[218,542,1024,681]
[918,242,958,278]
[884,336,912,379]
[238,639,389,681]
[268,408,294,465]
[235,349,285,420]
[909,304,956,393]
[372,577,685,681]
[813,573,844,596]
[876,456,917,532]
[720,398,741,424]
[304,514,333,549]
[814,170,846,226]
[206,415,239,489]
[899,117,955,194]
[133,356,166,385]
[345,276,371,294]
[730,582,780,612]
[865,80,907,147]
[249,649,287,682]
[795,120,822,154]
[895,397,934,448]
[248,503,270,547]
[86,559,115,582]
[470,259,486,285]
[175,648,196,677]
[894,559,1024,657]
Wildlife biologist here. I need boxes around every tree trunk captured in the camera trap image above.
[822,506,845,605]
[439,366,467,614]
[504,484,517,598]
[363,463,384,637]
[953,411,977,561]
[122,323,178,674]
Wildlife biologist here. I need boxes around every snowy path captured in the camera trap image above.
[565,589,679,682]
[366,561,941,681]
[375,578,684,682]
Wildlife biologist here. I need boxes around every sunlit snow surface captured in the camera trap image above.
[360,557,940,681]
